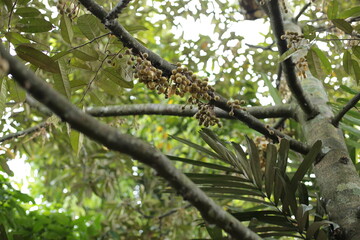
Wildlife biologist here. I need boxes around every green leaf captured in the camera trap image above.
[353,46,360,60]
[290,140,321,188]
[168,156,240,173]
[125,25,149,34]
[0,158,13,176]
[265,144,277,198]
[206,225,222,240]
[170,135,221,159]
[352,60,360,84]
[340,84,358,94]
[60,15,73,44]
[73,45,99,61]
[15,45,60,73]
[232,211,295,228]
[339,6,360,19]
[327,0,338,19]
[303,24,316,40]
[261,73,282,105]
[15,17,53,33]
[53,59,71,98]
[331,19,353,34]
[312,46,332,74]
[343,50,353,74]
[246,136,262,189]
[103,67,134,89]
[273,139,289,206]
[307,47,326,79]
[8,78,26,102]
[68,126,84,157]
[4,32,30,45]
[278,48,297,63]
[232,142,253,179]
[77,14,101,40]
[15,7,41,17]
[0,78,7,118]
[306,220,332,239]
[296,204,312,232]
[13,190,34,203]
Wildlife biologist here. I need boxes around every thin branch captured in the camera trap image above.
[106,0,131,20]
[0,44,261,240]
[267,0,319,118]
[245,42,275,51]
[78,0,310,154]
[71,32,111,51]
[294,2,311,23]
[332,93,360,127]
[86,103,296,119]
[0,122,49,143]
[211,95,310,154]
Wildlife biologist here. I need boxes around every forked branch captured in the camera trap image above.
[0,44,260,240]
[78,0,310,154]
[267,0,319,118]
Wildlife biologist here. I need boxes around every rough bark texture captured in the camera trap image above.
[265,0,360,238]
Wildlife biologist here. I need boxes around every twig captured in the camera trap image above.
[78,0,310,154]
[267,0,319,119]
[0,43,261,240]
[106,0,131,20]
[245,42,275,51]
[86,103,296,119]
[71,32,111,51]
[273,117,287,129]
[0,122,49,143]
[294,2,311,23]
[332,93,360,127]
[7,0,17,32]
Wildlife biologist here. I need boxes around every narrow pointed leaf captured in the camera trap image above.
[332,19,353,34]
[0,78,7,118]
[73,45,99,61]
[327,0,338,19]
[261,73,282,105]
[352,60,360,84]
[15,7,41,17]
[103,67,134,88]
[339,6,360,19]
[290,140,321,188]
[8,79,26,102]
[307,47,325,79]
[343,50,353,74]
[278,48,297,62]
[60,15,73,44]
[4,32,30,45]
[232,142,253,179]
[77,14,101,40]
[246,136,262,189]
[53,59,71,99]
[167,155,240,173]
[265,144,277,198]
[170,135,221,159]
[15,17,53,33]
[276,172,298,216]
[15,45,60,73]
[206,225,223,240]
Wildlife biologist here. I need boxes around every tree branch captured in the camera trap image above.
[0,44,260,240]
[0,122,49,143]
[267,0,319,118]
[294,2,311,23]
[332,93,360,127]
[86,103,296,119]
[78,0,310,154]
[211,95,310,154]
[106,0,131,20]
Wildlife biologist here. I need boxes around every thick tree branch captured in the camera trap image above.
[332,93,360,127]
[86,103,296,119]
[0,45,260,240]
[78,0,310,154]
[267,0,319,118]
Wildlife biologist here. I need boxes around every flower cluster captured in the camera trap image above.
[128,50,221,127]
[296,57,308,79]
[56,0,80,20]
[280,31,305,49]
[226,99,245,116]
